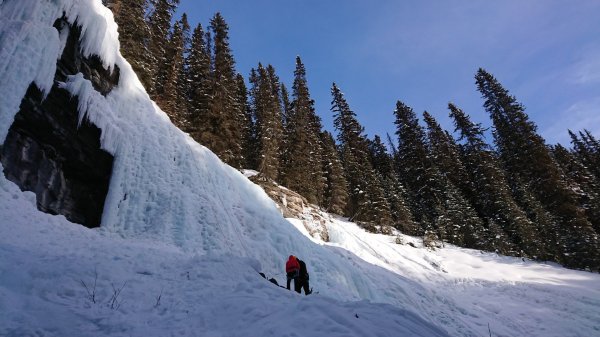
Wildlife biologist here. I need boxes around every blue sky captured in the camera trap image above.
[177,0,600,146]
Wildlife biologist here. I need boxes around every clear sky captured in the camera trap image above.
[177,0,600,146]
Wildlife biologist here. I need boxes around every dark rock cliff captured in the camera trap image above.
[0,18,119,228]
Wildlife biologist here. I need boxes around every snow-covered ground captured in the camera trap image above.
[2,175,600,337]
[1,1,600,336]
[322,218,600,337]
[0,178,449,337]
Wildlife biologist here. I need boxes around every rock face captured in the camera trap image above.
[0,19,118,228]
[249,176,331,241]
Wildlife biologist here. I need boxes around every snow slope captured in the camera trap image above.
[323,218,600,337]
[0,179,448,337]
[1,1,599,336]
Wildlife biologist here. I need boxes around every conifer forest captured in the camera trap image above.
[104,0,600,271]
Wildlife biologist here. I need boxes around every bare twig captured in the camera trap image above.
[80,268,98,303]
[80,280,93,303]
[488,323,492,337]
[108,281,127,310]
[154,288,163,308]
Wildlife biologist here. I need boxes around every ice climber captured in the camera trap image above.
[296,258,311,295]
[285,255,300,290]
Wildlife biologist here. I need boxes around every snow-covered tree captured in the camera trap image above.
[249,64,284,180]
[280,57,325,205]
[331,83,392,228]
[476,69,599,269]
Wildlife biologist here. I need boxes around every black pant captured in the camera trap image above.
[296,277,310,295]
[286,272,298,290]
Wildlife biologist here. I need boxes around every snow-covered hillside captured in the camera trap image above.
[0,177,450,337]
[1,1,599,336]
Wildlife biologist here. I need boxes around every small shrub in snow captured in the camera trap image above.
[79,269,127,310]
[79,268,98,304]
[108,281,127,310]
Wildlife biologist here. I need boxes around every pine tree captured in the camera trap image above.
[582,130,600,152]
[507,175,558,260]
[368,136,417,234]
[393,102,443,235]
[186,23,212,142]
[280,57,325,205]
[331,83,392,228]
[570,130,600,181]
[157,15,186,126]
[438,182,484,248]
[278,83,291,175]
[422,111,485,247]
[235,74,254,169]
[422,112,470,197]
[207,12,244,167]
[175,14,191,130]
[321,131,349,215]
[280,83,292,127]
[249,64,284,180]
[448,103,548,257]
[364,171,394,231]
[476,69,599,269]
[264,65,286,175]
[367,136,392,177]
[246,68,260,170]
[109,0,153,90]
[552,144,600,234]
[578,130,600,158]
[147,0,179,98]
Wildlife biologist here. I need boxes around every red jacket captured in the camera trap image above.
[286,256,300,273]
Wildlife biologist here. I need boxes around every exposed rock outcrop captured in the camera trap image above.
[249,175,331,241]
[0,18,117,228]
